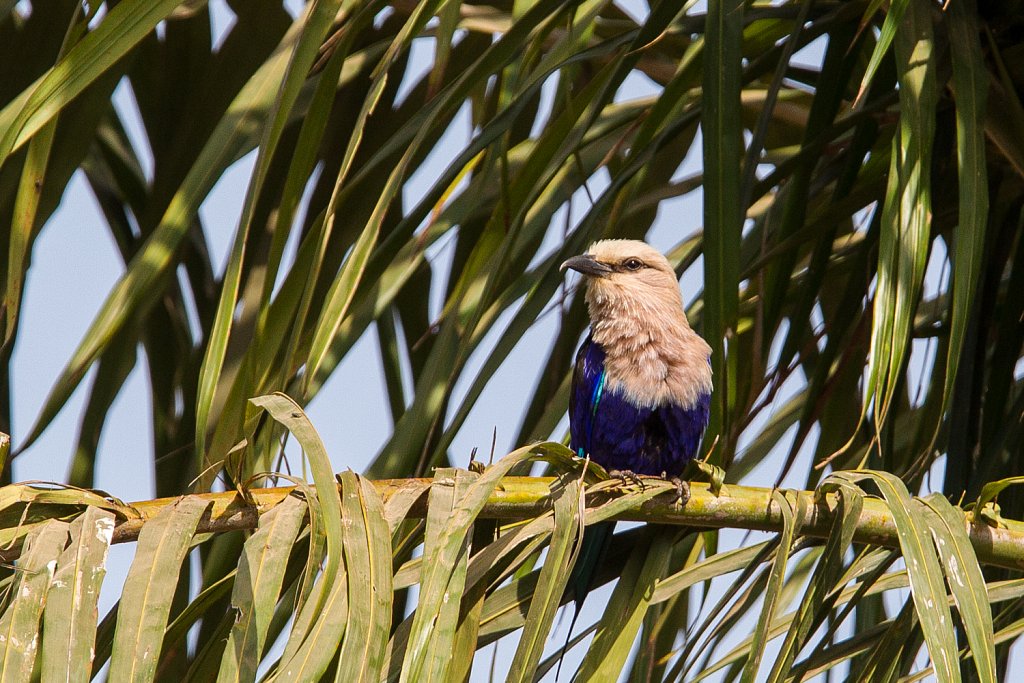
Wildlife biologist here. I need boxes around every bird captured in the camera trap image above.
[557,239,712,672]
[561,239,713,496]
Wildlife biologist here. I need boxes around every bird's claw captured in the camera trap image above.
[668,476,690,506]
[607,471,689,503]
[608,469,644,490]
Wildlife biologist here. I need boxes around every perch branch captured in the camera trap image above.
[100,478,1024,571]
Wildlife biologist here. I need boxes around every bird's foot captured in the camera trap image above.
[662,472,690,506]
[608,469,645,490]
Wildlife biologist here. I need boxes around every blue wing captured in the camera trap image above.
[569,336,605,458]
[569,336,710,476]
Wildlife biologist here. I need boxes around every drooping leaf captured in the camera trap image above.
[109,497,207,683]
[217,495,306,683]
[0,520,69,682]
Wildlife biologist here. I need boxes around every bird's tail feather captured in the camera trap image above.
[556,520,615,681]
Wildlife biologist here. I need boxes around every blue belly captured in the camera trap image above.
[569,337,710,476]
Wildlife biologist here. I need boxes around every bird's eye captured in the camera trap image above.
[624,258,644,271]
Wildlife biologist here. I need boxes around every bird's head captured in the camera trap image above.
[560,239,685,316]
[561,239,710,405]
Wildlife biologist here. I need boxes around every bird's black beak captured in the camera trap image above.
[560,254,613,278]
